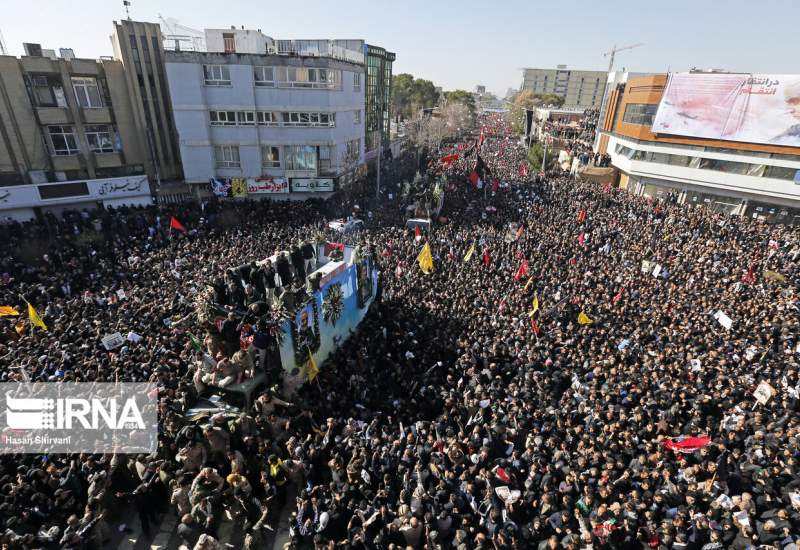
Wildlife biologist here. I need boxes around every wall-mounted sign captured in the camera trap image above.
[291,178,334,193]
[247,176,289,194]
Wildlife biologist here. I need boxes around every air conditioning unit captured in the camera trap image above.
[42,49,57,60]
[23,43,43,57]
[59,48,75,60]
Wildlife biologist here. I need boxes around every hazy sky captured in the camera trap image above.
[3,0,799,96]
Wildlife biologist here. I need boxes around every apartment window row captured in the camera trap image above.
[209,110,335,128]
[213,144,337,172]
[47,125,116,156]
[615,144,800,181]
[205,64,353,90]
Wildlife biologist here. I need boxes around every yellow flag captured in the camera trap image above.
[532,294,539,315]
[417,243,434,274]
[306,349,319,381]
[27,302,47,331]
[463,243,475,263]
[0,306,19,317]
[577,311,593,325]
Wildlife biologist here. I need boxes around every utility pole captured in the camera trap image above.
[375,132,381,201]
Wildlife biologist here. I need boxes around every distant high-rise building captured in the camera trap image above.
[521,65,607,108]
[364,44,395,155]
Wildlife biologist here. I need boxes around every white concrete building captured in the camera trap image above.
[163,30,366,198]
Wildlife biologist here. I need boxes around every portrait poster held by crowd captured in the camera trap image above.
[0,109,798,550]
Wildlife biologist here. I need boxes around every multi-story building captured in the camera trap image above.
[596,73,800,224]
[521,65,606,108]
[164,28,368,197]
[111,20,183,182]
[0,45,152,221]
[364,45,395,159]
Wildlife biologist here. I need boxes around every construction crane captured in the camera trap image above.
[603,43,643,73]
[158,15,205,52]
[0,29,7,56]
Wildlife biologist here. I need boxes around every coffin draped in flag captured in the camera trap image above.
[662,436,711,453]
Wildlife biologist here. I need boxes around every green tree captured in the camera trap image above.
[392,73,441,119]
[443,89,476,121]
[528,142,555,172]
[508,90,566,134]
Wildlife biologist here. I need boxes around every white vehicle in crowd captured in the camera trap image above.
[328,218,364,235]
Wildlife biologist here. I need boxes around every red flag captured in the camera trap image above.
[440,153,459,166]
[478,127,485,150]
[514,259,529,281]
[518,163,529,178]
[469,171,479,187]
[482,249,491,267]
[612,287,625,305]
[569,257,577,266]
[515,225,524,240]
[663,436,711,453]
[578,232,586,246]
[414,225,422,242]
[491,178,499,193]
[578,209,586,224]
[531,318,540,336]
[170,216,187,233]
[741,265,756,284]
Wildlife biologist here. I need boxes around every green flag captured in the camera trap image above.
[189,332,203,353]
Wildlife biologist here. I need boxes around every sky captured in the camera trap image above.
[3,0,799,97]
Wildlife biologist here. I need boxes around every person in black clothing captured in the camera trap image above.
[290,244,306,282]
[220,312,241,355]
[301,240,316,274]
[275,251,293,289]
[263,259,278,301]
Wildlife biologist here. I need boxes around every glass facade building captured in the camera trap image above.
[364,45,395,153]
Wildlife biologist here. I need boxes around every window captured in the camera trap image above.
[223,33,236,54]
[254,66,274,87]
[698,158,758,175]
[214,145,240,168]
[354,109,361,124]
[209,111,237,126]
[275,66,341,89]
[48,125,79,156]
[284,145,317,171]
[280,112,335,127]
[764,165,799,180]
[72,77,103,108]
[622,103,658,126]
[261,145,281,168]
[257,111,279,126]
[29,75,66,107]
[237,111,255,125]
[204,65,231,86]
[319,145,332,171]
[353,72,361,91]
[85,125,115,153]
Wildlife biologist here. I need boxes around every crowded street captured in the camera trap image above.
[0,108,798,550]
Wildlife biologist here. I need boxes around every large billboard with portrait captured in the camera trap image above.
[651,73,800,147]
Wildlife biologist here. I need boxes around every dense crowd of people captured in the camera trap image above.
[0,111,799,550]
